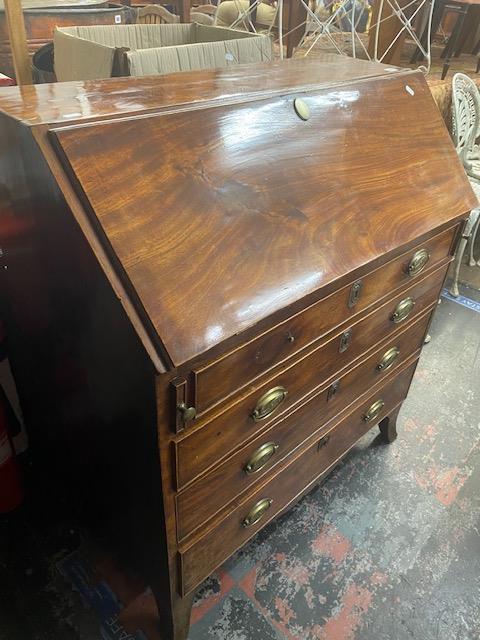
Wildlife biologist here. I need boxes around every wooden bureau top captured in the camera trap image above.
[0,56,397,126]
[1,58,475,370]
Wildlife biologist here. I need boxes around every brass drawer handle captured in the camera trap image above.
[376,346,400,372]
[250,386,288,422]
[406,249,430,277]
[177,402,196,422]
[391,297,415,323]
[363,399,385,423]
[242,498,273,527]
[244,442,279,475]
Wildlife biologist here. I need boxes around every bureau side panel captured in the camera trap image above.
[0,115,168,581]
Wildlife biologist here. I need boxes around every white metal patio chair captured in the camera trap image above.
[449,73,480,296]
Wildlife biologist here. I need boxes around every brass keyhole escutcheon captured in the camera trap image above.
[177,402,196,422]
[363,399,385,422]
[317,434,331,450]
[391,297,415,323]
[327,381,340,401]
[406,249,430,277]
[348,279,363,308]
[376,346,400,372]
[294,98,310,121]
[250,386,288,422]
[242,498,273,527]
[244,442,279,475]
[339,328,353,353]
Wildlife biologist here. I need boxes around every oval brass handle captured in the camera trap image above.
[391,297,415,323]
[406,249,430,277]
[376,346,400,372]
[242,498,273,527]
[244,442,279,475]
[363,399,385,422]
[250,386,288,422]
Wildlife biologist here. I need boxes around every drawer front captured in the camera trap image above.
[193,226,455,414]
[179,359,418,596]
[175,263,446,488]
[176,312,430,540]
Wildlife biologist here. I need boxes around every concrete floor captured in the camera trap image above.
[0,279,479,640]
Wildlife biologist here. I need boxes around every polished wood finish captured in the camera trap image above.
[175,262,448,489]
[192,227,456,415]
[0,56,402,125]
[179,358,419,596]
[51,70,472,369]
[0,58,474,640]
[176,308,433,541]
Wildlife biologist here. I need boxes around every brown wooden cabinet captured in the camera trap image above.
[0,56,475,639]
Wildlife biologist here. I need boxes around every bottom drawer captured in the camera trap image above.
[179,358,418,596]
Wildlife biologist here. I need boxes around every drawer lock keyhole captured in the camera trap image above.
[339,329,352,353]
[348,279,363,308]
[327,380,340,401]
[317,435,331,450]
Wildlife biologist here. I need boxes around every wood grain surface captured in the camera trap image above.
[0,55,394,125]
[179,358,419,596]
[174,262,448,488]
[176,308,433,541]
[0,56,474,640]
[51,69,475,367]
[192,227,455,414]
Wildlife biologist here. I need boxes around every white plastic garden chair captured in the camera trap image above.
[450,73,480,296]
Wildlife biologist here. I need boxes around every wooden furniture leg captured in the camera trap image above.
[155,592,195,640]
[149,548,195,640]
[378,404,401,443]
[368,0,411,65]
[284,0,308,58]
[411,0,445,64]
[178,0,191,22]
[440,2,468,79]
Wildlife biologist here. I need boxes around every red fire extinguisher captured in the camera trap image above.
[0,390,23,513]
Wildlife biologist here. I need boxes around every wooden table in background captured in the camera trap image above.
[367,0,413,65]
[0,0,136,78]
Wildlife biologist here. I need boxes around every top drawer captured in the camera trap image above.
[191,225,457,415]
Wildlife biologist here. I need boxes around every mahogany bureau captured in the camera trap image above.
[0,56,475,639]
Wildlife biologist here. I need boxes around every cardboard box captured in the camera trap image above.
[54,23,272,81]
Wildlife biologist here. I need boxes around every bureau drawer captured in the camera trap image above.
[175,311,430,540]
[192,226,456,415]
[175,263,446,489]
[179,358,418,596]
